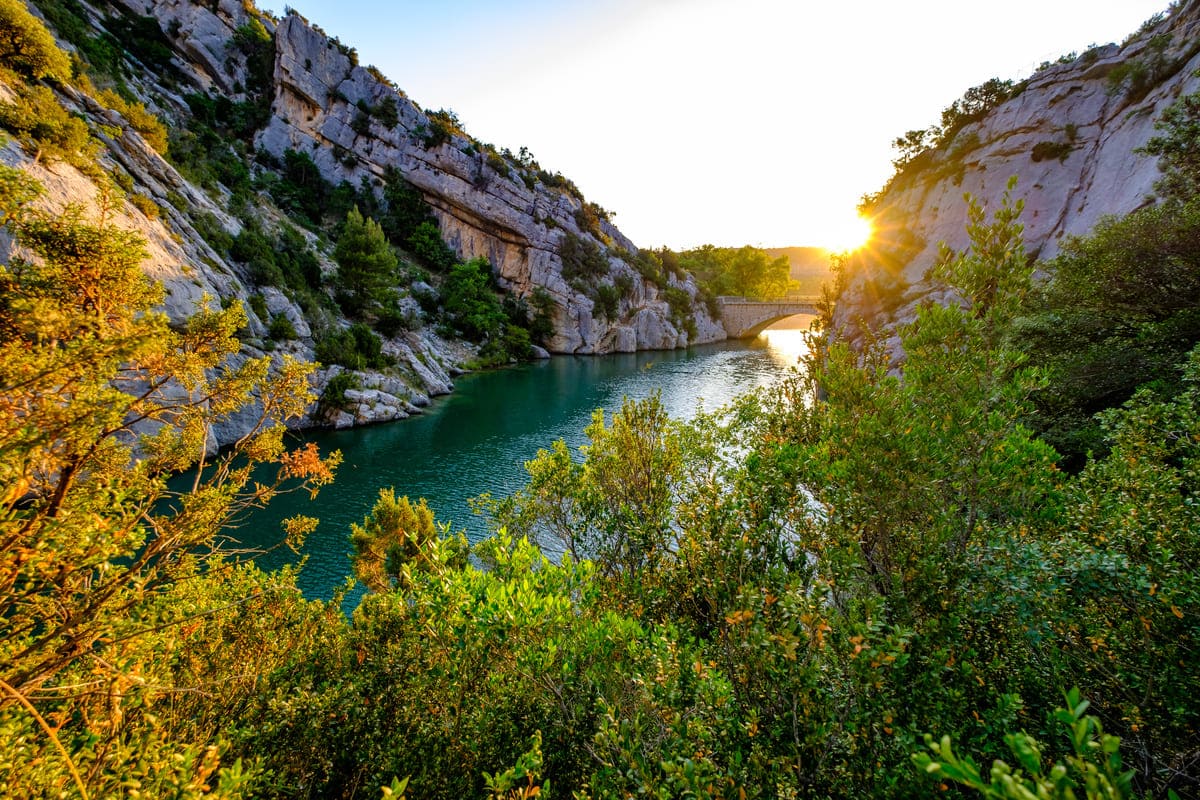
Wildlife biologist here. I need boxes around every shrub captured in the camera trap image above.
[374,95,399,128]
[314,323,389,370]
[407,220,457,271]
[192,210,234,254]
[232,222,283,286]
[559,232,609,283]
[592,282,620,321]
[128,192,159,219]
[268,313,297,340]
[374,306,409,338]
[528,287,556,345]
[380,167,435,242]
[442,257,505,342]
[0,0,72,82]
[247,293,269,322]
[319,369,357,411]
[1031,140,1074,163]
[0,84,95,166]
[96,88,169,154]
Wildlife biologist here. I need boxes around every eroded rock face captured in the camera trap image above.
[835,7,1200,352]
[255,13,722,354]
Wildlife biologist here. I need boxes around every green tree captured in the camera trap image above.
[350,489,467,593]
[334,205,398,315]
[441,256,505,342]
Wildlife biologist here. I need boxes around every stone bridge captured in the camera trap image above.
[717,296,820,338]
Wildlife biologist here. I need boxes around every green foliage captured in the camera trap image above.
[418,107,463,149]
[1139,74,1200,204]
[869,78,1016,208]
[591,281,621,321]
[314,322,390,370]
[914,691,1136,799]
[128,191,160,219]
[407,220,457,271]
[488,393,685,578]
[1107,33,1173,101]
[1017,196,1200,466]
[673,244,793,300]
[663,284,697,338]
[268,148,334,229]
[1031,139,1074,163]
[268,312,297,340]
[334,206,398,314]
[528,286,557,345]
[441,256,505,343]
[319,369,357,411]
[0,0,72,82]
[380,166,434,241]
[559,231,609,283]
[350,489,469,593]
[0,166,340,797]
[0,83,95,167]
[247,292,269,322]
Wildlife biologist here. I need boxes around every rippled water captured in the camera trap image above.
[239,323,813,599]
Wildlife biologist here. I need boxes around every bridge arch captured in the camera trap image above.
[717,297,820,338]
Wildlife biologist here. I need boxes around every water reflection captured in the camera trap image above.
[240,319,814,599]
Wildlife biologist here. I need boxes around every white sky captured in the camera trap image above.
[270,0,1172,250]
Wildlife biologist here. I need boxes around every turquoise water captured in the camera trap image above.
[238,325,812,599]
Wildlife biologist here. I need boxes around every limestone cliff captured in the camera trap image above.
[110,0,722,355]
[834,3,1200,354]
[6,0,724,446]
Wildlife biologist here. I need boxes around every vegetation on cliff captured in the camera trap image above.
[2,2,1199,799]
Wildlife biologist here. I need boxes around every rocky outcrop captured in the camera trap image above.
[835,5,1200,351]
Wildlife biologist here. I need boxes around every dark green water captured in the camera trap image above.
[239,326,812,599]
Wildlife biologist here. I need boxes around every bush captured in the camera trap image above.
[128,192,159,219]
[0,84,95,167]
[268,313,297,341]
[1031,140,1073,162]
[442,257,505,342]
[96,88,169,154]
[374,306,409,338]
[407,220,457,271]
[528,287,556,345]
[232,222,284,287]
[319,370,357,411]
[314,323,389,370]
[592,282,620,321]
[247,293,269,323]
[559,232,609,283]
[0,0,72,82]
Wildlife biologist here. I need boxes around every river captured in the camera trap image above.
[238,321,814,600]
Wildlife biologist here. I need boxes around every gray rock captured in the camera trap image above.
[837,8,1200,354]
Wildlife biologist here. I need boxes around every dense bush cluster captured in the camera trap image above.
[7,137,1199,796]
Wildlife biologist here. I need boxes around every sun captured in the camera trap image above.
[823,214,874,254]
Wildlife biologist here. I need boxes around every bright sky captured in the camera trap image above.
[267,0,1171,250]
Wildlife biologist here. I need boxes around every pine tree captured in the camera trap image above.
[334,205,398,314]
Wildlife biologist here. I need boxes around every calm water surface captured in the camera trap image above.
[240,323,813,599]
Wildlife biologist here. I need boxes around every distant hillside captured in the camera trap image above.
[763,246,832,293]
